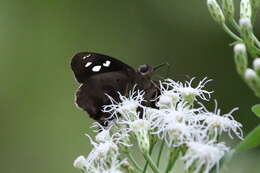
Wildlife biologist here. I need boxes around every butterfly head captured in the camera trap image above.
[137,64,154,77]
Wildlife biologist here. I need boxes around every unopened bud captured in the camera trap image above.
[245,68,260,95]
[240,0,252,19]
[222,0,235,18]
[130,119,150,153]
[136,130,150,153]
[239,18,254,44]
[121,160,135,173]
[207,0,225,24]
[253,58,260,76]
[239,17,253,30]
[234,43,248,76]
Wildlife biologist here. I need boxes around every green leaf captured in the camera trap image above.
[236,125,260,151]
[252,104,260,117]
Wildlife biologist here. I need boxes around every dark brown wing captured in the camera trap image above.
[71,52,135,83]
[75,71,136,124]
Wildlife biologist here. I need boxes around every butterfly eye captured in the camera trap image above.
[138,64,149,73]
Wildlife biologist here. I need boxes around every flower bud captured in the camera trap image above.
[222,0,235,18]
[130,119,150,153]
[121,160,135,173]
[244,68,260,95]
[233,43,248,76]
[239,18,254,46]
[207,0,225,24]
[136,130,150,153]
[240,0,252,19]
[157,92,180,109]
[253,58,260,76]
[239,17,253,31]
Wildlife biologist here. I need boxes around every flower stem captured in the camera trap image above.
[143,152,161,173]
[222,24,242,41]
[165,147,180,173]
[253,34,260,48]
[143,141,155,173]
[127,153,143,172]
[156,141,165,166]
[230,18,240,33]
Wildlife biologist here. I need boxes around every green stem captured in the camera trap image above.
[230,18,240,33]
[253,34,260,48]
[222,24,242,41]
[143,152,161,173]
[164,148,180,173]
[143,141,156,173]
[156,141,165,166]
[127,153,143,172]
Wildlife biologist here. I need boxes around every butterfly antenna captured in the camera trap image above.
[154,62,170,71]
[154,74,165,80]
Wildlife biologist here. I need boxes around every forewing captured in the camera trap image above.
[71,52,135,83]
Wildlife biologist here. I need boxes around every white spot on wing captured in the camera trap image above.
[85,62,92,67]
[103,60,111,67]
[92,65,101,72]
[83,54,91,59]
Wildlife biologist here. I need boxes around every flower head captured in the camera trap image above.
[182,139,229,173]
[86,137,119,164]
[164,78,212,104]
[200,101,243,139]
[151,101,204,146]
[157,120,195,147]
[103,87,145,119]
[73,155,88,170]
[156,80,180,109]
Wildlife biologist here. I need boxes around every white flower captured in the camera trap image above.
[155,101,202,125]
[97,156,125,173]
[103,87,145,119]
[182,140,229,173]
[116,108,158,153]
[165,77,212,103]
[151,101,204,146]
[117,107,156,132]
[156,81,180,109]
[130,119,150,132]
[200,102,243,139]
[73,155,88,170]
[94,127,111,143]
[157,92,180,109]
[84,134,119,167]
[156,120,195,147]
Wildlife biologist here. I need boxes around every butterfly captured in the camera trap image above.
[71,52,163,125]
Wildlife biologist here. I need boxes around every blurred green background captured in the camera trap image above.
[0,0,259,173]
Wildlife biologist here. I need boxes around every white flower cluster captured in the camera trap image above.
[73,124,130,173]
[74,78,243,173]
